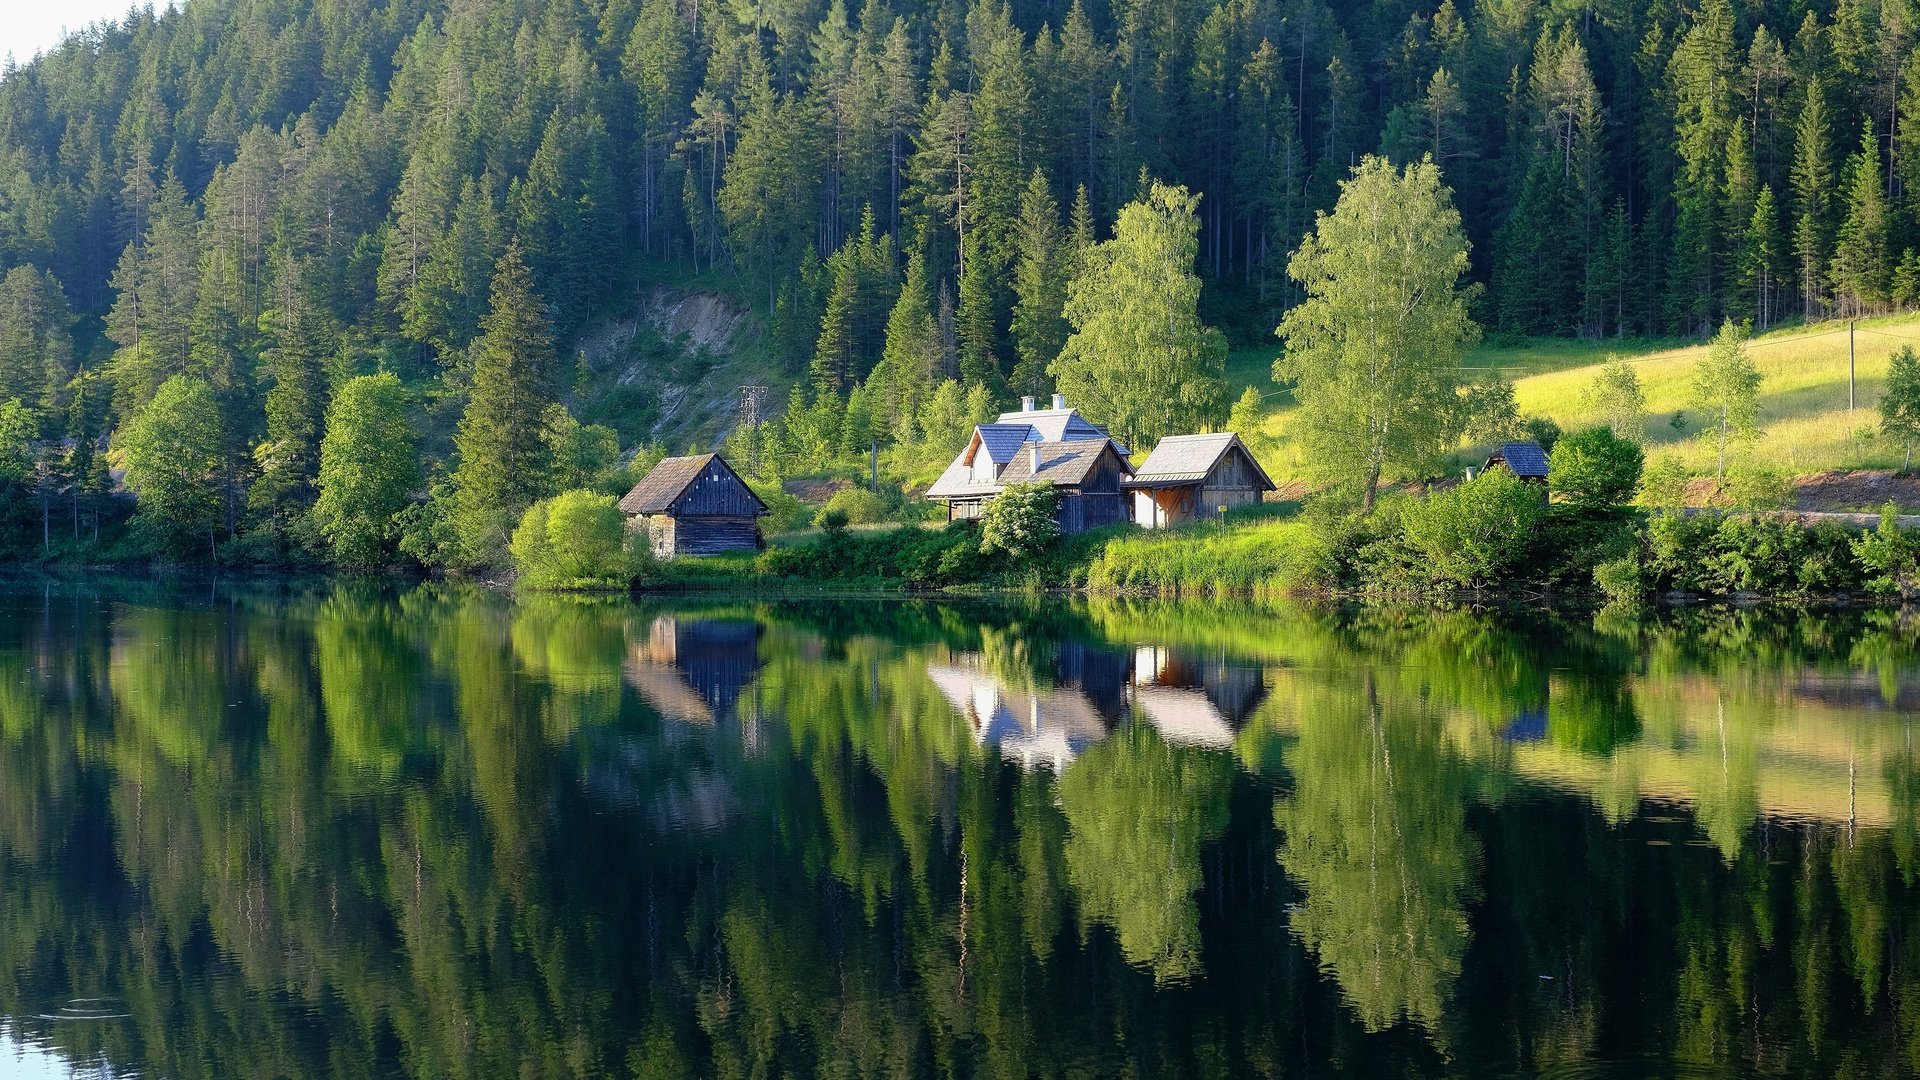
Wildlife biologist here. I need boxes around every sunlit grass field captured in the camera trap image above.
[1243,312,1920,478]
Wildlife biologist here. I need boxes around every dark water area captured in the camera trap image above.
[1,578,1918,1078]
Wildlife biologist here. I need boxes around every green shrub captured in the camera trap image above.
[755,523,983,587]
[1592,553,1646,603]
[820,485,891,525]
[979,482,1061,561]
[1397,467,1545,588]
[1643,510,1856,596]
[1851,502,1920,596]
[511,490,638,589]
[814,507,850,532]
[1638,456,1692,510]
[750,481,812,534]
[1548,427,1643,509]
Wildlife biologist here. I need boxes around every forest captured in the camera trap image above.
[3,0,1920,564]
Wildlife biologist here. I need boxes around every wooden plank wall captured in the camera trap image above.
[673,460,763,517]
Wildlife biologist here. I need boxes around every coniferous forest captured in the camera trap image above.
[3,0,1920,566]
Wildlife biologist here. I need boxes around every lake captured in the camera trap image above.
[1,579,1916,1078]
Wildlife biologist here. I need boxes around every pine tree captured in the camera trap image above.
[1009,170,1068,398]
[1832,118,1890,316]
[1739,186,1786,329]
[1792,74,1835,320]
[869,248,941,439]
[449,242,562,566]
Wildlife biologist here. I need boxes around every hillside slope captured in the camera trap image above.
[1245,313,1920,500]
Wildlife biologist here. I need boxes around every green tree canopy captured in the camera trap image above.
[1278,155,1481,509]
[314,372,419,567]
[1052,181,1226,451]
[120,375,226,557]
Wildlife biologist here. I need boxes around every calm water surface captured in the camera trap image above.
[1,579,1918,1078]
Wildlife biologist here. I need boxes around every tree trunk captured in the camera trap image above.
[1362,460,1382,511]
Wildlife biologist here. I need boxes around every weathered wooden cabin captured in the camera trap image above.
[619,453,768,558]
[1483,440,1550,483]
[1124,433,1275,527]
[923,395,1133,534]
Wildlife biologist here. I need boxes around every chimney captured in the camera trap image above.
[1021,395,1035,413]
[1051,393,1066,410]
[1028,443,1041,474]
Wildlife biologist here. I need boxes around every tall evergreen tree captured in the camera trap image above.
[1832,118,1891,316]
[449,242,562,566]
[1009,170,1068,398]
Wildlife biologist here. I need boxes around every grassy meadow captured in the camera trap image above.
[1238,312,1920,480]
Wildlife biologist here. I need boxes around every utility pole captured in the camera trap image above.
[1850,321,1857,412]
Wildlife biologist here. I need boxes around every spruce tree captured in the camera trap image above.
[1010,170,1068,398]
[449,242,562,566]
[1792,75,1835,320]
[1831,119,1890,316]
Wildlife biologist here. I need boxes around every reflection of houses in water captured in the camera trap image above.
[623,616,764,725]
[928,640,1267,769]
[580,616,766,835]
[1129,645,1269,750]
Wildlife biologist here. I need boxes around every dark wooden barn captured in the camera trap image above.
[1124,433,1275,527]
[619,454,768,558]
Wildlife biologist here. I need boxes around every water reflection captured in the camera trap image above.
[1,581,1917,1077]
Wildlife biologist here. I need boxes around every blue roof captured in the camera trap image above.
[1491,441,1550,477]
[975,423,1038,463]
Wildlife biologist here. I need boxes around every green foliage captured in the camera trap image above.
[119,376,226,558]
[314,373,419,568]
[0,398,32,485]
[1052,182,1226,450]
[750,524,985,588]
[510,490,637,590]
[1279,156,1480,507]
[1692,319,1762,483]
[1639,456,1694,510]
[1723,459,1793,511]
[819,485,890,526]
[448,243,562,568]
[1084,518,1331,596]
[1850,503,1920,597]
[1549,428,1644,509]
[1584,358,1647,445]
[1396,468,1545,589]
[978,483,1061,562]
[814,507,851,533]
[1879,345,1920,469]
[1643,511,1857,596]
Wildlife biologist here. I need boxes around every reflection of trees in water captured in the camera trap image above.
[1275,676,1479,1035]
[3,585,1920,1075]
[1058,721,1232,984]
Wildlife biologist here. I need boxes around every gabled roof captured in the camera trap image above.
[926,439,1130,500]
[996,439,1127,488]
[968,422,1039,465]
[1486,440,1550,478]
[1123,432,1275,490]
[992,406,1121,450]
[619,453,768,515]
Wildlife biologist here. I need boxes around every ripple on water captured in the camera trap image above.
[34,998,132,1023]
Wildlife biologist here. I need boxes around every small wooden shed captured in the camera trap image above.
[619,453,768,558]
[1483,440,1550,483]
[1124,433,1275,528]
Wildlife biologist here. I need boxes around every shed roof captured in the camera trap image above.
[1486,440,1550,478]
[994,406,1111,443]
[619,453,767,515]
[1123,432,1275,490]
